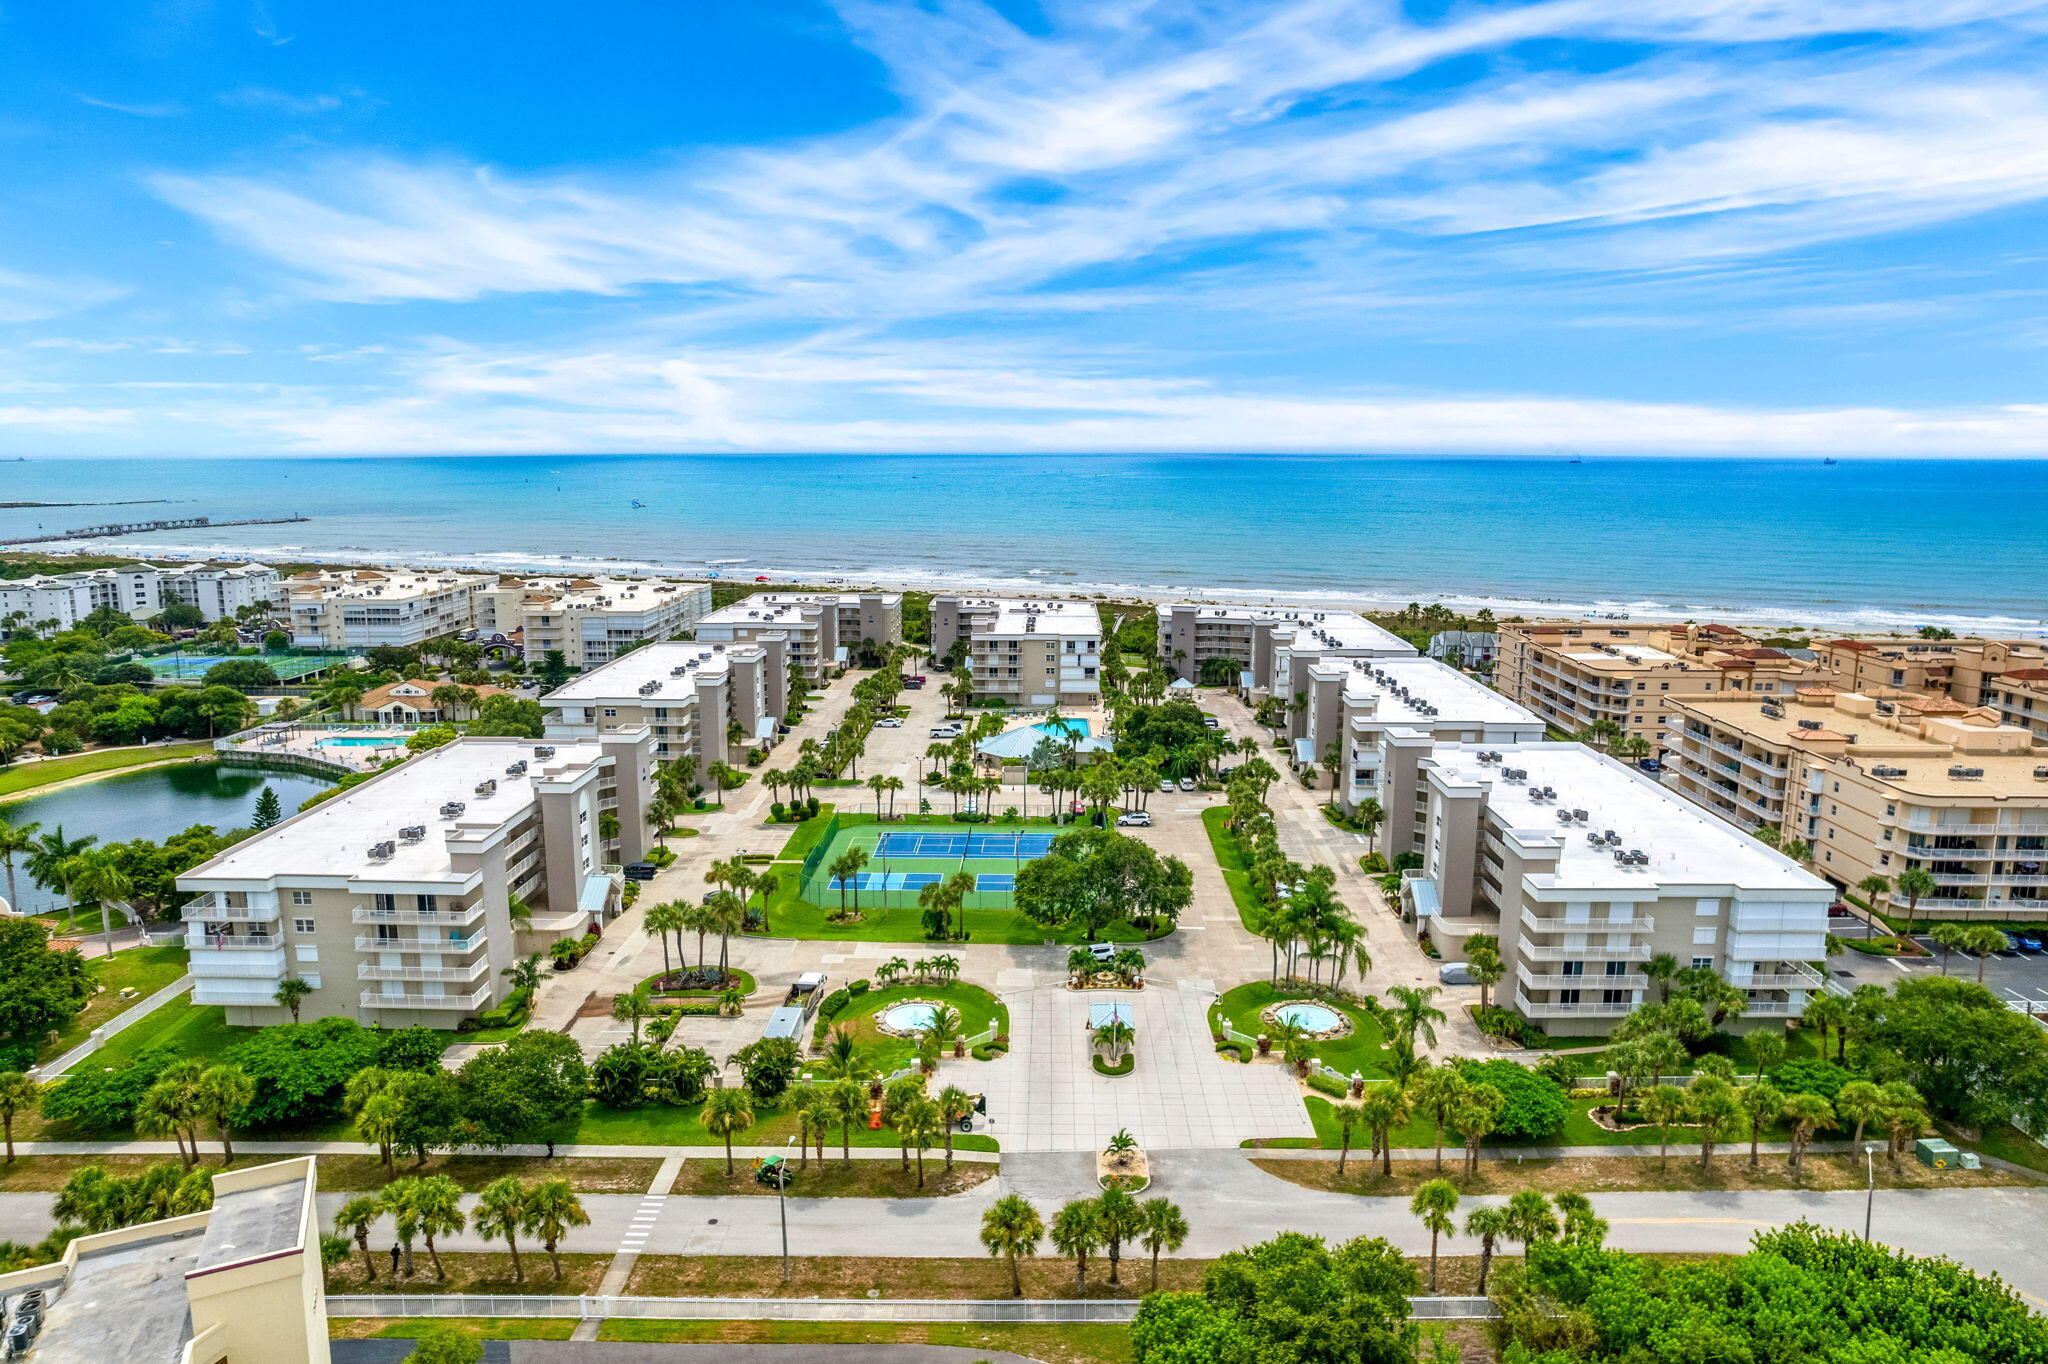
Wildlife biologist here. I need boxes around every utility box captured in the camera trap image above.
[1916,1137,1959,1168]
[1959,1151,1982,1170]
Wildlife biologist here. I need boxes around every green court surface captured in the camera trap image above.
[140,651,348,681]
[800,818,1048,911]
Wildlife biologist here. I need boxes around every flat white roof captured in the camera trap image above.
[987,600,1099,637]
[1563,644,1678,665]
[497,576,704,612]
[699,591,899,626]
[1163,603,1414,655]
[183,736,605,884]
[1331,656,1542,727]
[543,640,744,704]
[1427,741,1829,893]
[288,569,488,602]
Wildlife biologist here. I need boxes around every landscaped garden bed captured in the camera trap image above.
[1208,981,1391,1080]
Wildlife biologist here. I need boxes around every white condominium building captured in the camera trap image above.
[1407,741,1833,1035]
[695,591,902,680]
[930,596,1102,704]
[1288,655,1547,856]
[177,732,654,1027]
[473,575,713,671]
[0,561,278,630]
[1155,603,1415,686]
[285,568,491,650]
[0,1156,331,1364]
[540,638,783,768]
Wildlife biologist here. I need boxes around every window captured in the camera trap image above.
[291,890,313,907]
[1692,926,1717,945]
[294,946,319,963]
[1691,956,1713,970]
[602,707,617,717]
[373,893,396,913]
[1603,960,1629,976]
[1602,989,1630,1006]
[293,917,315,935]
[417,894,439,912]
[1557,989,1581,1006]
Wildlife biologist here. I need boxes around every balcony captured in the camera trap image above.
[359,987,491,1013]
[357,960,489,984]
[1519,969,1647,990]
[193,980,287,1006]
[1740,964,1828,990]
[351,902,484,927]
[1514,989,1636,1017]
[1520,941,1651,962]
[1521,909,1655,935]
[187,930,280,949]
[182,893,282,922]
[355,933,482,954]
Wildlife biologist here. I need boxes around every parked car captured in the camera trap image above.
[876,716,902,728]
[1178,777,1197,792]
[2004,932,2024,953]
[622,862,658,882]
[2019,934,2044,954]
[1116,811,1152,827]
[1159,779,1175,793]
[1437,962,1477,985]
[903,678,925,689]
[1086,941,1116,963]
[930,723,963,738]
[1203,716,1221,729]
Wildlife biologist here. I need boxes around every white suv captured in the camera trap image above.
[930,722,963,738]
[1115,810,1151,827]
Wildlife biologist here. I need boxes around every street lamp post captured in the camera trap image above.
[1863,1142,1881,1240]
[779,1134,795,1280]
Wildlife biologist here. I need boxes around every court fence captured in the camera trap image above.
[794,814,1052,912]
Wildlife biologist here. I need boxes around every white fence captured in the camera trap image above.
[33,976,191,1079]
[327,1292,1499,1323]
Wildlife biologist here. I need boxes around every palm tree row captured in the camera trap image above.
[980,1189,1188,1296]
[332,1174,588,1283]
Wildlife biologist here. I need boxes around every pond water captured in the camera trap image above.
[1274,1002,1342,1033]
[0,762,332,914]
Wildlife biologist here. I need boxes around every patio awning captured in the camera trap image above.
[1405,874,1441,922]
[1088,1002,1133,1028]
[1291,736,1315,767]
[577,873,614,920]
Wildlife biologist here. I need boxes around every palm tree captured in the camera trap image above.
[68,849,132,953]
[799,1090,837,1167]
[1092,1017,1135,1064]
[1357,1085,1408,1177]
[525,1177,590,1281]
[643,899,686,982]
[1410,1178,1460,1292]
[273,978,313,1024]
[1802,992,1851,1064]
[379,1178,423,1278]
[980,1193,1044,1298]
[1643,952,1680,1002]
[1095,1184,1144,1286]
[26,826,95,933]
[828,1079,867,1166]
[611,986,652,1045]
[1893,866,1937,939]
[403,1174,466,1281]
[194,1064,254,1163]
[332,1195,382,1282]
[1857,873,1892,919]
[1330,1102,1364,1175]
[1049,1198,1104,1293]
[1740,1081,1784,1167]
[1686,1076,1741,1173]
[1964,924,2010,981]
[1555,1191,1607,1247]
[702,1087,756,1176]
[898,1096,943,1188]
[0,1071,41,1163]
[1463,1205,1510,1293]
[0,818,38,917]
[1783,1092,1834,1172]
[936,1085,974,1171]
[1928,922,1967,973]
[1386,985,1446,1052]
[1503,1189,1558,1260]
[473,1176,532,1283]
[1138,1197,1188,1291]
[1638,1084,1686,1170]
[356,1091,403,1175]
[1834,1079,1888,1147]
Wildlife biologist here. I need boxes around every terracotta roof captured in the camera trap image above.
[361,678,510,711]
[1796,685,1839,696]
[1895,695,1970,715]
[1997,669,2048,682]
[1824,639,1876,652]
[1789,726,1849,743]
[1731,648,1790,660]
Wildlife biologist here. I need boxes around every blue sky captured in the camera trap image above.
[10,0,2048,456]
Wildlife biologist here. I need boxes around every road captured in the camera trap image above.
[7,1150,2046,1307]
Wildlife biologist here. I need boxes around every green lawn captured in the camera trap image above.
[33,904,133,935]
[39,944,189,1061]
[85,994,256,1069]
[1210,981,1392,1079]
[820,981,1009,1074]
[555,1096,998,1152]
[0,742,214,798]
[1201,806,1267,933]
[639,966,757,998]
[1267,1092,1798,1151]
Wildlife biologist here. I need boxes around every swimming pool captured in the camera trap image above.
[1031,718,1091,738]
[880,1003,939,1034]
[1274,1003,1342,1033]
[317,736,408,748]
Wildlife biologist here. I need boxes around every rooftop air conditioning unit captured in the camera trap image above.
[1586,831,1606,846]
[1605,830,1623,845]
[439,800,466,819]
[1761,703,1784,718]
[671,666,689,677]
[474,779,496,798]
[1876,701,1896,714]
[1557,809,1574,824]
[1871,765,1907,778]
[505,759,528,776]
[1573,808,1588,822]
[399,825,426,843]
[1798,719,1821,730]
[368,840,396,861]
[2035,765,2048,780]
[534,745,556,759]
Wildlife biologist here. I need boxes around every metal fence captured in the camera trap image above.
[327,1292,1500,1323]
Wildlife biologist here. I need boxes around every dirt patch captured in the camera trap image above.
[669,1157,995,1198]
[325,1251,610,1296]
[0,1153,661,1195]
[626,1253,1203,1301]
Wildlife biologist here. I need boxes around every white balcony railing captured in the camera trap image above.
[1518,969,1647,990]
[350,902,484,927]
[354,933,482,954]
[356,960,489,984]
[187,931,280,950]
[1520,909,1656,936]
[359,987,491,1013]
[1515,989,1636,1017]
[181,893,281,922]
[193,981,286,1006]
[1519,941,1652,963]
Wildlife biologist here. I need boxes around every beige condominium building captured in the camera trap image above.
[930,596,1102,705]
[1987,668,2048,742]
[1287,655,1547,857]
[177,732,653,1026]
[541,638,783,767]
[0,1156,330,1364]
[1407,741,1833,1034]
[473,575,713,670]
[1665,685,2048,920]
[695,591,902,680]
[1495,621,1835,753]
[1155,603,1415,686]
[285,567,491,650]
[1811,636,2048,706]
[0,560,278,630]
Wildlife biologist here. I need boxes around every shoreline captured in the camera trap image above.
[8,537,2043,638]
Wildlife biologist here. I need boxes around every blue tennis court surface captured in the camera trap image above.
[873,831,1055,858]
[829,871,1020,892]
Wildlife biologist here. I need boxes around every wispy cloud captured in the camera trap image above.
[75,93,184,118]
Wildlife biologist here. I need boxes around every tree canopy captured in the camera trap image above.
[0,916,92,1069]
[1012,825,1193,939]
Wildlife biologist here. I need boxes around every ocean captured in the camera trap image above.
[1,454,2042,634]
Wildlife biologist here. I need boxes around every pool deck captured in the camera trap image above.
[215,724,417,773]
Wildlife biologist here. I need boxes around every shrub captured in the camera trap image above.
[1458,1058,1568,1138]
[848,978,870,996]
[1092,1053,1135,1076]
[1306,1071,1349,1098]
[817,987,851,1020]
[1360,852,1388,873]
[378,1026,450,1071]
[1473,1005,1544,1047]
[1769,1057,1855,1100]
[771,801,787,822]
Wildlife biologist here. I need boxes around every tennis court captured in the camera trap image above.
[140,651,348,681]
[799,815,1059,911]
[874,831,1056,858]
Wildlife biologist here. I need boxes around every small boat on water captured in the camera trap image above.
[629,499,648,508]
